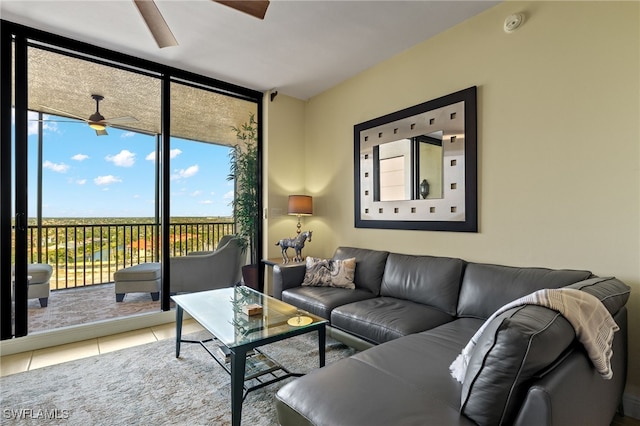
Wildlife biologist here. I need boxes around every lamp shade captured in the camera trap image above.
[288,195,313,216]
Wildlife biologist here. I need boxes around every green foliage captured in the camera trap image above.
[227,113,259,264]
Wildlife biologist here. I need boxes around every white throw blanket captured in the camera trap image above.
[450,288,620,383]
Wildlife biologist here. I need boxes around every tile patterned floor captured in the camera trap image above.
[0,319,203,376]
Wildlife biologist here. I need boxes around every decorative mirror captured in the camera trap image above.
[354,86,477,232]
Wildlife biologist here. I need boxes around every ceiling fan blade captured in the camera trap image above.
[214,0,270,20]
[105,116,139,124]
[29,119,81,123]
[96,129,109,136]
[133,0,178,48]
[38,105,88,122]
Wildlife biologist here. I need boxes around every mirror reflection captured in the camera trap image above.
[374,131,443,202]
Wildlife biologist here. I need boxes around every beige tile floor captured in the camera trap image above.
[0,319,204,377]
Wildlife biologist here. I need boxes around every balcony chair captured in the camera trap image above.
[169,236,244,294]
[114,236,244,301]
[11,263,53,308]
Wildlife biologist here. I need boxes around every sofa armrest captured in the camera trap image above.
[272,263,306,299]
[513,307,627,426]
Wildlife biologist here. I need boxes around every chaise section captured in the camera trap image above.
[276,319,482,426]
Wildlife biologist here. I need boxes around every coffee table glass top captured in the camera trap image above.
[171,286,326,348]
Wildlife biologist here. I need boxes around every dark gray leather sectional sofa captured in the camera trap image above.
[272,247,630,426]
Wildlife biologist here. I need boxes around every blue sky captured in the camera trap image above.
[24,112,234,218]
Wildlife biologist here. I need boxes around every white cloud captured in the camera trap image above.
[25,111,59,136]
[72,154,89,161]
[224,190,234,200]
[76,179,87,185]
[43,160,69,173]
[190,190,202,197]
[171,164,199,180]
[199,200,213,204]
[105,150,135,167]
[11,108,58,135]
[94,175,122,185]
[121,131,135,138]
[145,148,182,162]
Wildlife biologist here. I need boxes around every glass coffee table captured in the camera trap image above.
[172,286,327,426]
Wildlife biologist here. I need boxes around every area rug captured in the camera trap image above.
[0,331,357,425]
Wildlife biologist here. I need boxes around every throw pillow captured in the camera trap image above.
[302,257,356,289]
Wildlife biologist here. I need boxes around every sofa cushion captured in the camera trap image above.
[333,247,389,296]
[460,305,576,425]
[381,253,465,316]
[276,319,483,426]
[565,277,630,315]
[282,286,376,320]
[302,257,356,289]
[331,297,455,344]
[457,263,592,319]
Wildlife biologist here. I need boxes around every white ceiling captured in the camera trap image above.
[0,0,499,100]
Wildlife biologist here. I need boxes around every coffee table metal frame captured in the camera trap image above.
[172,286,326,426]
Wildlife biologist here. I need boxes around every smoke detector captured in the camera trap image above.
[504,13,524,33]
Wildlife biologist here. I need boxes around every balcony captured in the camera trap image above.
[21,219,235,334]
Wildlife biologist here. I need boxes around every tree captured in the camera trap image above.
[227,113,259,265]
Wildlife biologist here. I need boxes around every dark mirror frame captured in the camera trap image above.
[354,86,477,232]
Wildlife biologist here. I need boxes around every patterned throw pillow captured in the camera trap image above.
[302,257,356,289]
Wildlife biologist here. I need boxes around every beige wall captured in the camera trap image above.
[265,1,640,406]
[263,90,308,248]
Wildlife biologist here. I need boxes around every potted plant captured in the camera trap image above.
[227,113,260,290]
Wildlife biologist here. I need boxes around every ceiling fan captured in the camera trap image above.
[39,94,139,136]
[133,0,271,48]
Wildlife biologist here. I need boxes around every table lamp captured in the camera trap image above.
[288,195,313,235]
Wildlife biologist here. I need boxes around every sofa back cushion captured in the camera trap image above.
[333,247,389,296]
[380,253,465,316]
[565,277,630,315]
[461,305,576,425]
[457,263,592,319]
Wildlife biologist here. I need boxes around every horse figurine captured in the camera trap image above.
[275,231,313,263]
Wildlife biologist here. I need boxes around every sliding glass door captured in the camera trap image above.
[0,21,262,339]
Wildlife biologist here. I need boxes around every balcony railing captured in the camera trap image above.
[26,220,236,289]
